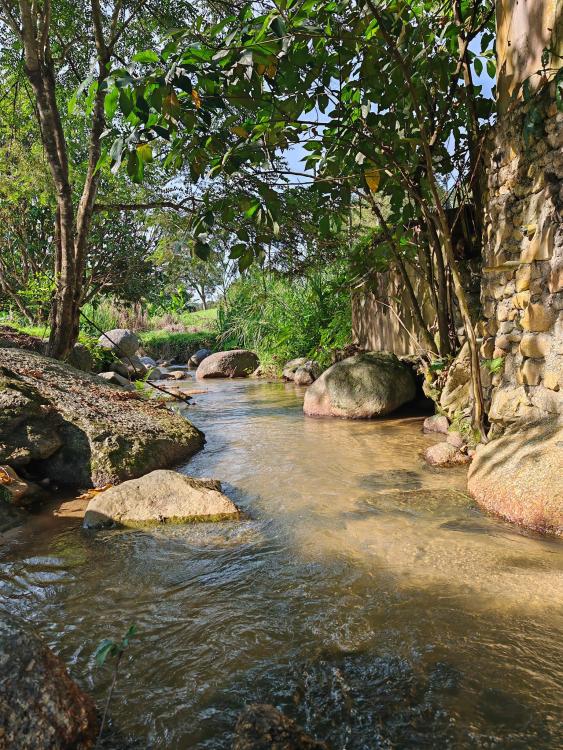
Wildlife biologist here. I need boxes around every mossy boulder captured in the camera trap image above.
[0,348,204,488]
[83,470,240,529]
[303,351,416,418]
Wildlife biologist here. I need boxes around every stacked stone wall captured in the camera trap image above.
[479,89,562,433]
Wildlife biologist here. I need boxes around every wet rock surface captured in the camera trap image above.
[0,612,97,749]
[234,705,328,750]
[424,442,471,468]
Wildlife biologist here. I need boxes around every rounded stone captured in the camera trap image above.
[303,352,416,419]
[468,420,563,536]
[97,328,139,357]
[519,334,550,359]
[196,350,259,379]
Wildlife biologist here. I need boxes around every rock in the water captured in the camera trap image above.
[282,357,308,381]
[468,420,563,536]
[422,414,449,435]
[83,469,239,529]
[65,343,94,373]
[189,348,212,367]
[303,352,416,419]
[169,370,189,380]
[0,349,203,488]
[97,328,139,357]
[196,350,259,379]
[97,371,135,390]
[146,367,163,381]
[293,361,320,386]
[423,442,471,467]
[446,431,465,449]
[0,612,97,749]
[233,704,328,750]
[139,356,157,368]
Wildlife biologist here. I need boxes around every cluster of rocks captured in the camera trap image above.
[421,414,472,468]
[95,330,222,396]
[0,347,204,525]
[282,357,320,386]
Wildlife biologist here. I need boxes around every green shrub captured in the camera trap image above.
[139,330,217,361]
[217,269,351,373]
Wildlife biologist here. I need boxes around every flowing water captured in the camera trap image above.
[1,379,562,748]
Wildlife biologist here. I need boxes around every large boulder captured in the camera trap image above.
[467,419,563,536]
[303,352,416,419]
[196,350,259,379]
[83,470,240,529]
[189,348,212,367]
[97,328,139,357]
[0,348,203,488]
[0,612,97,749]
[282,357,308,381]
[234,704,328,750]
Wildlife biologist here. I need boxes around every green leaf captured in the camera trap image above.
[104,87,119,120]
[229,243,247,259]
[194,240,211,260]
[94,639,116,667]
[127,149,144,183]
[137,142,153,163]
[238,248,254,272]
[132,50,160,64]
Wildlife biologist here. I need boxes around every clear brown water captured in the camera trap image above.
[1,379,562,748]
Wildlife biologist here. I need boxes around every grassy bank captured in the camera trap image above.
[1,307,219,364]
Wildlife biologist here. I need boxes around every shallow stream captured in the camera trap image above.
[1,379,562,748]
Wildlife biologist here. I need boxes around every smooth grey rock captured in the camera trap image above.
[196,350,259,379]
[282,357,308,381]
[293,361,320,386]
[97,371,135,390]
[97,328,139,357]
[303,352,416,418]
[189,348,212,367]
[83,470,240,529]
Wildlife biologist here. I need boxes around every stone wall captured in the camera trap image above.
[479,88,562,433]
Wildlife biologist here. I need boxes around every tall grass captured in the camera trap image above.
[217,269,351,373]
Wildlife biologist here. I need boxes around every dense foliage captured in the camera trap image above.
[217,268,351,371]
